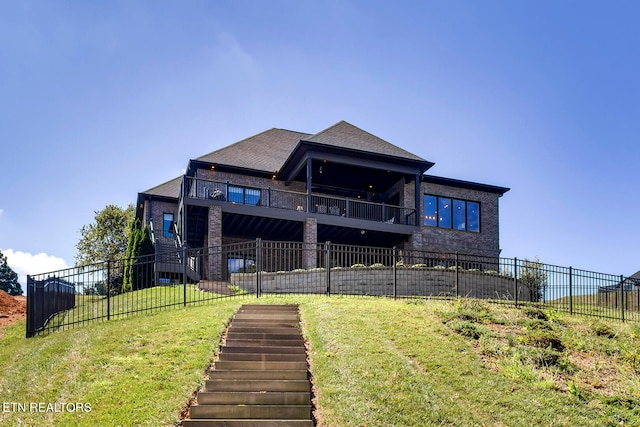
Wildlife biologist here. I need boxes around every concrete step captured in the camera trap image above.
[182,419,314,427]
[205,379,310,392]
[233,310,300,321]
[189,404,311,420]
[208,369,308,380]
[221,346,306,354]
[214,360,308,371]
[183,305,312,426]
[197,391,310,405]
[239,304,300,310]
[225,332,304,341]
[227,325,300,335]
[224,339,304,347]
[218,353,307,362]
[231,319,300,327]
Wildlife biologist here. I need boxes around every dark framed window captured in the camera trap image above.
[467,202,480,232]
[424,195,480,233]
[228,185,261,205]
[163,213,174,238]
[424,195,437,227]
[438,197,452,228]
[453,199,466,231]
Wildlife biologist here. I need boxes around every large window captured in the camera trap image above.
[228,185,261,205]
[163,213,174,238]
[424,195,480,233]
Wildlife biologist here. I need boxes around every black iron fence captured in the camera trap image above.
[26,240,640,337]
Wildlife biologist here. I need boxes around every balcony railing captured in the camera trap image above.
[184,176,417,226]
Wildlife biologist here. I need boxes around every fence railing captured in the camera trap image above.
[26,240,640,337]
[184,176,417,225]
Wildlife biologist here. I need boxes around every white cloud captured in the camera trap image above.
[0,208,3,217]
[2,249,70,288]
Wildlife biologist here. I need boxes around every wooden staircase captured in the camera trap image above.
[182,304,314,426]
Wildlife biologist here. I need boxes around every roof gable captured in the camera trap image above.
[196,128,311,173]
[141,176,182,199]
[304,120,427,162]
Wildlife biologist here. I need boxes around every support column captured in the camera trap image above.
[303,217,317,269]
[306,158,313,213]
[207,205,223,280]
[415,173,422,226]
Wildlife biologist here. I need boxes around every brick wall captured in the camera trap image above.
[143,199,179,244]
[411,182,503,258]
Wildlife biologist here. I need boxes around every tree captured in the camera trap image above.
[0,251,22,296]
[123,218,155,292]
[75,204,135,266]
[520,258,548,302]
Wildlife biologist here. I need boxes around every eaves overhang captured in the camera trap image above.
[280,141,434,185]
[423,175,510,196]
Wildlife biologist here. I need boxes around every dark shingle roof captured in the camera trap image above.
[304,120,427,162]
[196,128,312,173]
[141,176,182,199]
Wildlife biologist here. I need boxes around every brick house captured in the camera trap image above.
[136,121,508,281]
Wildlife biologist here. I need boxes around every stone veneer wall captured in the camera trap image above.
[230,267,535,302]
[412,182,502,258]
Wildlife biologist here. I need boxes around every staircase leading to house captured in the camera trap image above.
[182,304,314,427]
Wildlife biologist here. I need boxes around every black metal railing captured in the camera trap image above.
[183,176,417,225]
[26,240,639,337]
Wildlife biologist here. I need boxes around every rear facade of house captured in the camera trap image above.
[136,121,509,282]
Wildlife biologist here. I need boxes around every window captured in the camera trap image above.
[228,185,261,205]
[424,195,480,233]
[438,197,452,228]
[453,199,466,231]
[228,256,255,273]
[424,195,437,226]
[467,202,480,232]
[163,213,174,238]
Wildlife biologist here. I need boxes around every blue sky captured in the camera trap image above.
[1,1,638,287]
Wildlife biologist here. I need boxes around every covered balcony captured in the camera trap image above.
[183,176,417,226]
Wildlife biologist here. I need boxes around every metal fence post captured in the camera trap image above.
[26,275,33,338]
[393,246,397,299]
[569,267,573,315]
[514,257,518,308]
[256,238,262,298]
[621,274,625,322]
[182,245,188,307]
[107,260,111,321]
[326,241,332,295]
[455,252,459,298]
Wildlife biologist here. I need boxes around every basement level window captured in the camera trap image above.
[163,213,175,237]
[424,195,480,232]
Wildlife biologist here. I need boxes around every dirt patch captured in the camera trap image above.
[0,290,26,337]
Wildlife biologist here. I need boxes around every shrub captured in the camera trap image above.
[590,320,616,338]
[522,306,548,321]
[370,263,385,268]
[520,330,564,352]
[350,263,367,269]
[448,320,488,339]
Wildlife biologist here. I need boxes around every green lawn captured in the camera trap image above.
[2,295,640,426]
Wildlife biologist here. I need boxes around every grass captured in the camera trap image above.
[0,299,244,426]
[3,294,640,426]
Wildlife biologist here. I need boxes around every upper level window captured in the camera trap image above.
[228,185,261,205]
[424,195,480,233]
[163,213,174,238]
